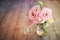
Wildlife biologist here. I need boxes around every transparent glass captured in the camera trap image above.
[23,24,37,36]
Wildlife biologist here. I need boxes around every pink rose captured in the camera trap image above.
[38,7,52,23]
[27,5,41,25]
[27,6,52,25]
[36,13,44,23]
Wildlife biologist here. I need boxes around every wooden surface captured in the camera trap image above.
[0,0,60,40]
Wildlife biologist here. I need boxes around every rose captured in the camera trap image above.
[41,7,52,21]
[27,5,41,25]
[37,7,52,24]
[38,7,53,26]
[36,7,53,24]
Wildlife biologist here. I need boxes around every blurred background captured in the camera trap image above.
[0,0,60,40]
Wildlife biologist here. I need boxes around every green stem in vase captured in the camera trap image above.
[43,22,48,34]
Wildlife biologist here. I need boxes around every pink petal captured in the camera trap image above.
[27,5,41,25]
[41,7,52,21]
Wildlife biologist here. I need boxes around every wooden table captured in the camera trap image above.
[0,0,60,40]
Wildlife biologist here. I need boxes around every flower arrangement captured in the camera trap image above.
[27,1,54,36]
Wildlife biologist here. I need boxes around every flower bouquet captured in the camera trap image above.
[27,1,54,36]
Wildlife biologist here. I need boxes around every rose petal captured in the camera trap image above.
[27,5,41,25]
[41,7,52,22]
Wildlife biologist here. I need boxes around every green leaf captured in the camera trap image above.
[38,1,44,10]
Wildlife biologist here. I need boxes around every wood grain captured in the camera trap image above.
[0,0,60,40]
